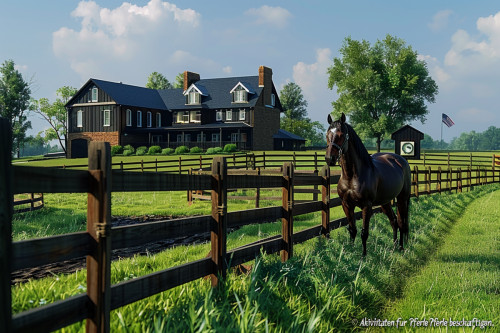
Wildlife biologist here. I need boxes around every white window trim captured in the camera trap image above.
[271,93,276,107]
[239,109,246,121]
[126,109,132,127]
[91,87,98,102]
[216,110,222,121]
[147,111,152,128]
[137,110,142,127]
[103,109,110,127]
[226,110,232,121]
[156,113,161,128]
[77,110,83,128]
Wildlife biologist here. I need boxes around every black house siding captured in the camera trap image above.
[69,105,119,132]
[74,84,114,104]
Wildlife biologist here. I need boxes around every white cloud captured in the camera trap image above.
[245,5,292,29]
[53,0,201,79]
[417,54,450,85]
[292,48,333,122]
[428,10,453,32]
[222,66,232,74]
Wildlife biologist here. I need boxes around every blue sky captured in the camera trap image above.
[2,0,500,143]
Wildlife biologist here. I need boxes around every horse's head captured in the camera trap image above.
[325,112,349,166]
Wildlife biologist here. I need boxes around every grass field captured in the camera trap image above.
[11,177,500,332]
[383,190,499,330]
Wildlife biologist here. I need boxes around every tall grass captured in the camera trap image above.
[11,184,499,332]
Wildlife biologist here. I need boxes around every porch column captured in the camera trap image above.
[219,128,222,147]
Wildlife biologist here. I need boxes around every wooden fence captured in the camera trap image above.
[57,151,500,174]
[1,126,499,331]
[13,194,44,214]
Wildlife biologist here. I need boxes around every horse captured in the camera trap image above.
[325,113,411,256]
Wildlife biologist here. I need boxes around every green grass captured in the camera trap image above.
[11,183,500,332]
[383,190,500,330]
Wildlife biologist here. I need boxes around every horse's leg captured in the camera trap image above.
[381,203,398,247]
[396,194,410,251]
[361,205,373,256]
[342,201,356,242]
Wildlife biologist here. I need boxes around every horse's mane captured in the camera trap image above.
[345,123,374,168]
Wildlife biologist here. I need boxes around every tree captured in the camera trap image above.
[31,86,77,154]
[280,82,325,146]
[173,72,184,89]
[146,72,172,89]
[327,35,438,152]
[0,59,32,157]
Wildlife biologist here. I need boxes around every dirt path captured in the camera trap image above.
[11,215,215,284]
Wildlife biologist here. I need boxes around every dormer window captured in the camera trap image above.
[91,87,98,102]
[184,84,207,105]
[230,82,254,103]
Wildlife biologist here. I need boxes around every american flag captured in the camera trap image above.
[442,113,455,127]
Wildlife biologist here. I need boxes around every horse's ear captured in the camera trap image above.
[340,112,346,123]
[327,114,333,124]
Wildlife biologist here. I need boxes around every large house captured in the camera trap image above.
[66,66,293,158]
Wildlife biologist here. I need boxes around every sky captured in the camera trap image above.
[1,0,500,143]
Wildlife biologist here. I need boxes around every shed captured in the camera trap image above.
[391,125,424,160]
[273,129,306,151]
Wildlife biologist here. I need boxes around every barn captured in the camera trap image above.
[391,125,424,160]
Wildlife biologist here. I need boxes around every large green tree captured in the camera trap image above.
[280,82,325,146]
[327,34,438,152]
[146,72,172,89]
[31,86,77,154]
[0,59,32,157]
[173,72,184,89]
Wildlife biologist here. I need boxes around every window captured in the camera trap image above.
[147,111,152,127]
[271,93,276,107]
[137,111,142,127]
[77,110,83,128]
[126,109,132,126]
[197,133,206,142]
[177,134,183,142]
[185,134,191,142]
[239,109,245,121]
[232,85,248,103]
[103,109,110,127]
[91,87,98,102]
[226,110,232,121]
[231,133,240,142]
[186,90,200,105]
[152,135,162,144]
[216,110,222,121]
[190,110,201,123]
[156,113,161,128]
[212,133,220,142]
[176,111,189,123]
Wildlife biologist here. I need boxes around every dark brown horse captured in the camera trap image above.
[325,113,411,256]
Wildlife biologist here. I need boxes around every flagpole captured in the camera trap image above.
[441,117,443,150]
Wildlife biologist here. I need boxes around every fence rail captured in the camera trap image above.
[1,130,500,332]
[13,193,44,214]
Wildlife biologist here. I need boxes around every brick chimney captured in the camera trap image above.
[258,66,272,87]
[183,71,200,91]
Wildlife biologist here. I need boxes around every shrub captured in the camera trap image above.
[161,148,174,155]
[111,145,123,156]
[206,147,216,154]
[189,146,203,154]
[148,146,162,155]
[175,146,190,155]
[223,143,237,153]
[136,146,148,156]
[123,144,135,154]
[214,147,223,154]
[123,149,133,156]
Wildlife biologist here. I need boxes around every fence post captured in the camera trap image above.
[447,152,450,169]
[178,156,182,174]
[210,156,227,287]
[470,153,473,168]
[413,166,419,197]
[86,142,112,333]
[155,158,158,173]
[437,167,442,194]
[321,165,330,237]
[255,168,260,209]
[262,151,266,169]
[423,152,426,167]
[0,118,13,333]
[30,193,35,211]
[458,167,462,192]
[448,167,452,192]
[188,168,193,205]
[468,166,472,191]
[281,162,294,262]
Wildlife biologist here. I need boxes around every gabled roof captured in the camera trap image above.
[184,83,209,96]
[391,124,424,140]
[229,81,256,94]
[273,129,306,141]
[159,76,263,110]
[66,78,168,110]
